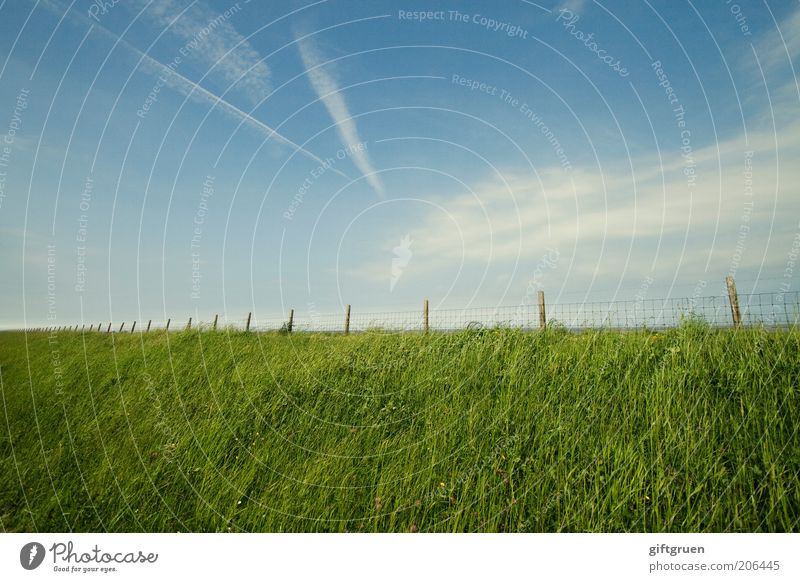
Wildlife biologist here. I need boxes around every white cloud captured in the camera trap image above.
[37,0,344,174]
[296,34,386,197]
[555,0,587,16]
[351,122,800,286]
[136,56,342,172]
[752,6,800,75]
[131,0,271,103]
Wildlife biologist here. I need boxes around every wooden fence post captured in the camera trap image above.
[288,309,294,333]
[344,304,351,335]
[423,299,429,333]
[146,320,152,332]
[187,317,192,331]
[726,276,742,328]
[89,324,93,332]
[246,312,252,332]
[97,323,101,332]
[165,318,171,332]
[119,322,125,332]
[213,314,218,330]
[538,290,547,330]
[107,322,112,333]
[131,321,136,333]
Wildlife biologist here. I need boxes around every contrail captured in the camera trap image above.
[37,0,349,177]
[297,33,385,196]
[137,55,350,177]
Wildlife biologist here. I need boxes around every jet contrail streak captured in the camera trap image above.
[37,0,349,178]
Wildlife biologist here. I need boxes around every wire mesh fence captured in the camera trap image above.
[38,289,799,335]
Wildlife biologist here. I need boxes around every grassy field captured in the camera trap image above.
[0,323,798,532]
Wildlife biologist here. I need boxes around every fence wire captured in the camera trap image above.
[43,291,800,334]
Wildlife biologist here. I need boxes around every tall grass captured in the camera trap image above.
[1,323,798,532]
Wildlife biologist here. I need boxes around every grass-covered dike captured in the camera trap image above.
[1,323,798,532]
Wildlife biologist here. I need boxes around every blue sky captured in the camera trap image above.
[0,0,799,328]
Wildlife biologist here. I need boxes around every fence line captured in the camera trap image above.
[19,279,800,334]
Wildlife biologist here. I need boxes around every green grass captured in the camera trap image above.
[1,323,798,532]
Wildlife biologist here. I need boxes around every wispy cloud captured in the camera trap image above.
[348,121,800,289]
[296,34,386,197]
[556,0,587,15]
[135,55,343,171]
[130,0,271,103]
[37,0,345,174]
[747,5,800,126]
[752,5,800,75]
